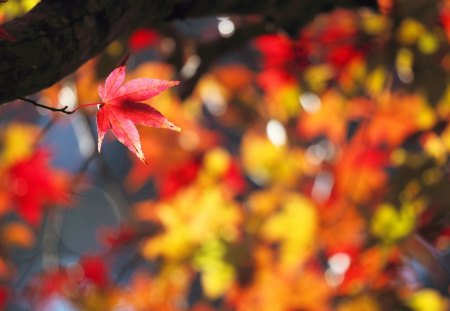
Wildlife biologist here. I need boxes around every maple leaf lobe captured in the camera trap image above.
[96,65,180,163]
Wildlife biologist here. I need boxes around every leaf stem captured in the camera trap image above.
[75,102,103,110]
[119,53,130,67]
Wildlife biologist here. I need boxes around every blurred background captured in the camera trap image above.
[0,0,449,310]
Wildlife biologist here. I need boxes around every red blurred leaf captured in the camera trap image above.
[26,270,71,303]
[158,158,202,199]
[223,160,246,195]
[340,247,399,293]
[378,0,393,14]
[96,65,181,163]
[299,9,362,70]
[129,28,160,52]
[99,225,138,249]
[257,68,296,92]
[0,286,8,309]
[79,256,109,287]
[254,34,298,69]
[6,150,70,226]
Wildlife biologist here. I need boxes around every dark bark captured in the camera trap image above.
[0,0,173,104]
[0,0,377,105]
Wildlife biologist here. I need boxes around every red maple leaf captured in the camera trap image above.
[96,65,180,163]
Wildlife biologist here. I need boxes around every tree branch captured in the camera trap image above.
[0,0,174,104]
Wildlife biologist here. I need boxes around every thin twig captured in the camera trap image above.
[18,97,101,114]
[18,97,76,114]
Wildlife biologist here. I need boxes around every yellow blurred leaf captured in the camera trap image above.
[140,186,241,261]
[106,40,123,57]
[418,32,439,54]
[365,67,387,96]
[408,289,449,311]
[304,64,335,92]
[241,129,303,186]
[203,148,231,178]
[422,133,447,164]
[260,194,317,269]
[397,18,425,44]
[371,202,416,244]
[396,48,414,73]
[193,239,235,299]
[361,13,389,36]
[0,123,38,168]
[247,188,281,217]
[0,0,39,19]
[337,295,380,311]
[264,84,301,121]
